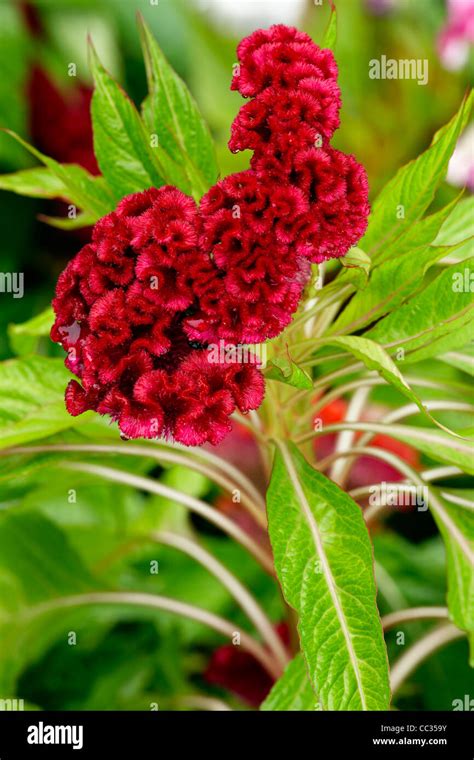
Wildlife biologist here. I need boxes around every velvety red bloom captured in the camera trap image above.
[231,25,339,98]
[51,187,265,446]
[204,623,290,707]
[228,25,369,264]
[291,147,370,263]
[244,144,369,264]
[229,76,341,154]
[51,25,371,444]
[28,66,98,175]
[183,170,310,345]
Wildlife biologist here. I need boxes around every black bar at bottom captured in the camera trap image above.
[0,710,472,757]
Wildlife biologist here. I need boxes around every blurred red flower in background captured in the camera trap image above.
[205,623,290,707]
[27,66,98,175]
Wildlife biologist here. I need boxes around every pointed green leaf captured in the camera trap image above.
[2,131,115,218]
[89,43,166,201]
[430,492,474,663]
[138,16,218,199]
[0,356,92,449]
[370,194,461,267]
[434,197,474,247]
[267,441,390,710]
[261,653,319,711]
[322,5,337,51]
[0,166,66,198]
[331,243,454,334]
[367,258,474,363]
[266,356,313,390]
[338,247,371,288]
[37,212,96,230]
[362,92,473,260]
[317,335,460,437]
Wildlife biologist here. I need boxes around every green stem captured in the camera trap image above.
[61,461,275,574]
[22,591,282,680]
[382,607,449,631]
[390,623,464,695]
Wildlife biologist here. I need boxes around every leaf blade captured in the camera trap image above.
[261,653,319,711]
[0,355,92,449]
[361,92,473,259]
[267,441,390,710]
[138,16,218,199]
[366,258,474,364]
[2,131,115,219]
[89,43,165,201]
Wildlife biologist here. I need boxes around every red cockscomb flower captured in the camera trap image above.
[51,187,264,446]
[51,25,371,444]
[228,25,369,265]
[204,623,290,707]
[231,25,339,98]
[184,170,311,345]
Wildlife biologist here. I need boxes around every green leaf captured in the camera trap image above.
[266,356,313,390]
[331,242,454,334]
[338,247,371,288]
[361,92,473,260]
[0,510,103,692]
[370,194,461,267]
[8,307,54,356]
[37,212,96,230]
[318,421,474,474]
[317,335,459,436]
[2,130,115,219]
[267,441,390,710]
[322,4,337,51]
[430,492,474,663]
[138,15,218,199]
[0,167,66,199]
[434,197,474,247]
[89,43,165,202]
[261,653,319,711]
[0,355,92,449]
[433,197,474,263]
[367,258,474,363]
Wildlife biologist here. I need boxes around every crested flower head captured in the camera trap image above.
[228,24,369,264]
[184,170,311,345]
[231,24,339,98]
[51,24,371,445]
[51,187,264,446]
